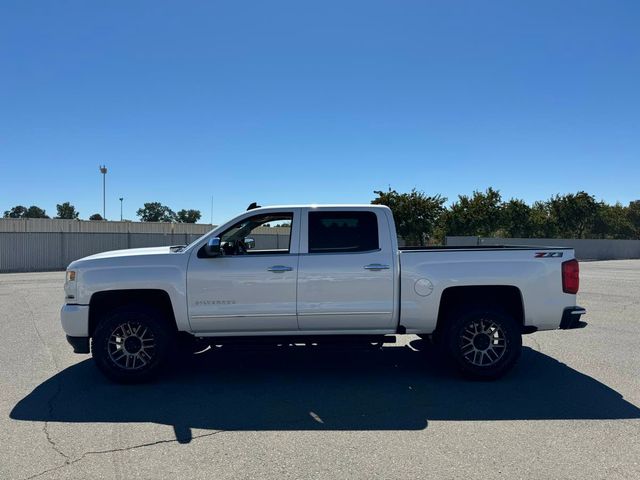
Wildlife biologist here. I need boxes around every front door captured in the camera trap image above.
[187,210,300,333]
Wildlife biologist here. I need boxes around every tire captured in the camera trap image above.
[444,307,522,380]
[91,305,173,383]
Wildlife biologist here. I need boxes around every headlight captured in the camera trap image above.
[65,270,77,302]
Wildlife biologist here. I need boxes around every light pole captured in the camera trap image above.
[99,165,107,219]
[119,197,123,221]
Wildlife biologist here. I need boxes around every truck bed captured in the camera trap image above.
[398,245,576,333]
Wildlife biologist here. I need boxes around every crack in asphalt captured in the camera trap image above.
[19,384,430,480]
[10,283,229,480]
[15,285,72,466]
[21,429,228,480]
[41,379,70,464]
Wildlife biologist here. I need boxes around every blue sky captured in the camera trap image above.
[1,1,639,223]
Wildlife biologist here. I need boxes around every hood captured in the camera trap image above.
[74,246,174,263]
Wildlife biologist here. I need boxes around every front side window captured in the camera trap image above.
[219,213,293,255]
[308,211,379,254]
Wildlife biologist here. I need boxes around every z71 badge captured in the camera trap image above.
[534,252,563,258]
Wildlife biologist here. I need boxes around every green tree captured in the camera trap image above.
[592,203,634,239]
[56,202,79,219]
[25,206,49,218]
[5,205,50,218]
[176,209,202,223]
[4,205,49,218]
[628,200,640,239]
[500,199,533,238]
[3,205,28,218]
[89,213,104,221]
[529,201,558,238]
[136,202,176,222]
[444,187,502,237]
[548,191,599,238]
[372,188,446,245]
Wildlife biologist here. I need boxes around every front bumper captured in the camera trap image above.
[61,304,89,337]
[66,335,90,354]
[560,306,587,330]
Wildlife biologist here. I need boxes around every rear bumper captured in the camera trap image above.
[560,306,587,330]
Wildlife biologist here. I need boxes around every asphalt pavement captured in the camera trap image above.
[1,261,639,479]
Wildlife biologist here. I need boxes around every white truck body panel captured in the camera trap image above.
[186,207,301,333]
[296,206,398,331]
[399,249,576,332]
[62,204,580,341]
[68,247,191,331]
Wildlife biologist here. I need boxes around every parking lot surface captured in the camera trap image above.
[1,260,639,479]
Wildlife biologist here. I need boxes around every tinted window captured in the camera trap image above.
[308,211,379,253]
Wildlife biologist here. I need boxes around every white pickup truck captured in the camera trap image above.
[61,204,586,383]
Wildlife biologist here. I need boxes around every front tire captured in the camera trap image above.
[91,306,172,383]
[444,308,522,380]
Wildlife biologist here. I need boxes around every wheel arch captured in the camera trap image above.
[88,289,178,337]
[435,285,525,337]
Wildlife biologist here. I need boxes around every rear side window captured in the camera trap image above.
[308,211,379,253]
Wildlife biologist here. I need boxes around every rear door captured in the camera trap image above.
[297,208,396,331]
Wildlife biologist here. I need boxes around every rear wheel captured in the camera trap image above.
[92,306,172,383]
[444,307,521,380]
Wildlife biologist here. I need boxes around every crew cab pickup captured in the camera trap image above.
[61,204,586,382]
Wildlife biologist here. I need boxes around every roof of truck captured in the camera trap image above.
[247,204,390,210]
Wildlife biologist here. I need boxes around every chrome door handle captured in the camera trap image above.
[267,265,293,273]
[364,264,390,271]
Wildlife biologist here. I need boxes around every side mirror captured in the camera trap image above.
[204,237,221,257]
[244,237,256,250]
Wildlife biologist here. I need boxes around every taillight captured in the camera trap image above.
[562,259,580,294]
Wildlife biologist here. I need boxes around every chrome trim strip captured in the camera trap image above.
[193,312,391,319]
[195,329,396,337]
[191,313,297,319]
[297,311,391,316]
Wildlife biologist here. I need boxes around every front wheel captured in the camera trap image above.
[444,308,522,380]
[92,306,172,383]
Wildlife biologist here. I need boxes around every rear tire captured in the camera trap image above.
[444,307,521,380]
[91,305,172,383]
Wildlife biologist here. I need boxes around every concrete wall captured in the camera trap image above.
[0,232,203,273]
[443,236,479,247]
[0,218,216,233]
[0,218,292,236]
[0,225,291,272]
[445,236,640,260]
